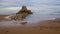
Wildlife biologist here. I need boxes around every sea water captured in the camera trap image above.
[0,6,60,27]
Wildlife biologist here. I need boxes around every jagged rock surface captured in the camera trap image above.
[16,6,32,14]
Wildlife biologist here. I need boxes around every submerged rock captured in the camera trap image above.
[20,22,27,25]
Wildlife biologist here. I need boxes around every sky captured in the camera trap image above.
[0,0,60,14]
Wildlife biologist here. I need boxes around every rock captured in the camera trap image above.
[27,10,32,14]
[10,12,28,20]
[10,15,17,20]
[16,6,32,14]
[20,22,27,25]
[10,6,32,20]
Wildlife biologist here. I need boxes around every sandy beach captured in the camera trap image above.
[0,15,60,34]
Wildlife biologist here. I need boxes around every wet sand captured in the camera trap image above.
[0,26,60,34]
[0,15,9,20]
[0,15,60,34]
[0,19,60,34]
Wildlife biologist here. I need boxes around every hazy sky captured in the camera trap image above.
[0,0,60,14]
[0,0,60,7]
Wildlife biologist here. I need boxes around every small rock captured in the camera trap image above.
[6,31,9,32]
[20,22,27,25]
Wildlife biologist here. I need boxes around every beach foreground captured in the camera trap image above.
[0,15,60,34]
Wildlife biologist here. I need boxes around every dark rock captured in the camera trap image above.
[20,22,27,25]
[6,31,9,32]
[27,10,32,14]
[16,6,32,14]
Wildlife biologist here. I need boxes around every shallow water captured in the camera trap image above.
[1,6,60,27]
[0,13,60,27]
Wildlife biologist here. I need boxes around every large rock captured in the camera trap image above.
[10,6,32,20]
